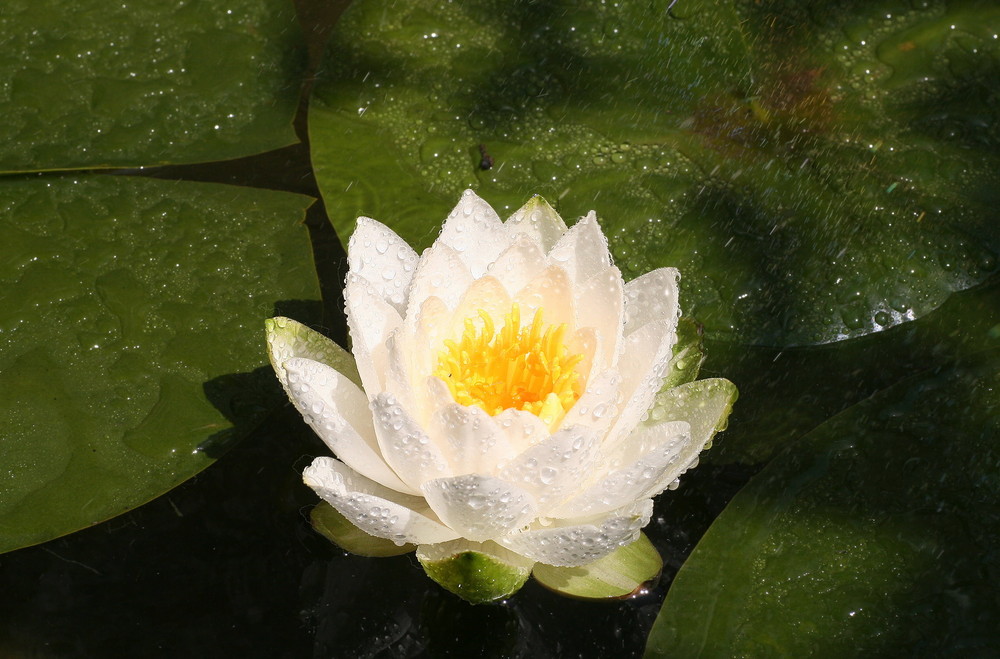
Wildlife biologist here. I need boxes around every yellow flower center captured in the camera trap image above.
[434,304,584,427]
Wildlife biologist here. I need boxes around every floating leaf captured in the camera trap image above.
[310,0,1000,346]
[532,532,661,600]
[0,175,317,554]
[645,352,1000,656]
[0,0,303,172]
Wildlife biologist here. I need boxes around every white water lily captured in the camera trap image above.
[267,190,735,601]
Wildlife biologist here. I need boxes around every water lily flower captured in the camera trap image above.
[266,190,736,603]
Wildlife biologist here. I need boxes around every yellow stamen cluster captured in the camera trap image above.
[434,304,584,426]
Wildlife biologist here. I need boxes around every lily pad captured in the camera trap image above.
[0,175,317,554]
[644,351,1000,656]
[310,0,1000,346]
[0,0,303,173]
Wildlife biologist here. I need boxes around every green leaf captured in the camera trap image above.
[0,175,317,554]
[310,0,1000,346]
[705,274,1000,466]
[310,502,415,557]
[644,352,1000,657]
[532,532,662,600]
[0,0,303,173]
[417,539,534,604]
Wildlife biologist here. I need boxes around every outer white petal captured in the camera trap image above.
[265,316,361,392]
[404,243,474,317]
[499,499,654,567]
[348,217,418,314]
[605,319,676,448]
[437,189,508,278]
[547,211,612,286]
[371,392,450,490]
[383,329,418,413]
[421,474,538,542]
[429,404,516,476]
[623,267,681,336]
[549,421,691,518]
[575,266,625,368]
[503,195,568,253]
[344,273,402,396]
[513,264,575,328]
[304,457,459,545]
[284,358,418,494]
[499,425,601,510]
[485,235,548,299]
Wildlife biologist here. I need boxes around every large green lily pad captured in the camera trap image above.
[644,351,1000,656]
[309,0,1000,346]
[0,175,317,554]
[0,0,303,173]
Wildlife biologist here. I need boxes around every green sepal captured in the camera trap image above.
[661,316,706,390]
[265,316,362,389]
[310,502,415,557]
[417,540,535,604]
[532,532,662,600]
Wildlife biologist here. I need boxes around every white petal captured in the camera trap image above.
[499,499,653,567]
[550,421,691,518]
[493,408,551,455]
[422,474,538,542]
[344,273,402,396]
[504,195,568,253]
[448,275,513,340]
[284,358,418,494]
[547,212,612,286]
[265,316,361,391]
[371,392,450,489]
[485,235,548,298]
[606,319,676,448]
[404,243,473,317]
[559,368,621,435]
[437,189,508,278]
[383,329,418,414]
[304,457,459,545]
[513,264,575,328]
[643,378,738,493]
[499,425,601,510]
[623,267,681,336]
[429,404,516,476]
[575,266,625,368]
[347,217,418,314]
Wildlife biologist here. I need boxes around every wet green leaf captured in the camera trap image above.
[0,0,303,173]
[0,175,317,554]
[645,352,1000,656]
[310,0,1000,346]
[532,532,662,600]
